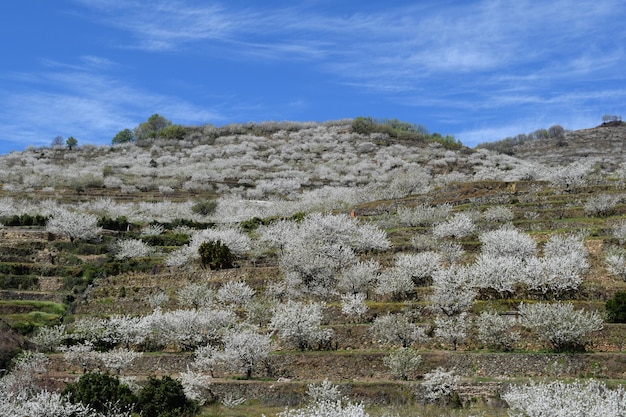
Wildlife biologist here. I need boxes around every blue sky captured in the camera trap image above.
[1,0,625,154]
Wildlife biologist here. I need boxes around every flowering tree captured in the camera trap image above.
[336,260,380,296]
[0,391,95,417]
[29,324,67,352]
[432,213,475,239]
[605,247,626,280]
[394,252,442,286]
[420,367,460,403]
[178,369,212,405]
[216,280,255,307]
[46,209,102,242]
[306,379,342,403]
[383,347,422,380]
[340,293,368,319]
[471,253,526,296]
[277,400,368,417]
[396,203,451,227]
[369,313,426,348]
[374,267,414,300]
[96,347,143,374]
[434,313,470,351]
[479,226,536,259]
[269,300,333,351]
[476,310,520,351]
[215,327,273,379]
[176,283,215,309]
[260,213,390,296]
[145,307,237,350]
[518,302,603,351]
[429,266,475,316]
[114,239,154,260]
[503,379,626,417]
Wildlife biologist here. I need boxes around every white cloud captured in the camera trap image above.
[0,62,224,149]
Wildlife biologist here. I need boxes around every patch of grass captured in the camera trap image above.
[0,300,66,315]
[0,274,39,290]
[0,301,66,334]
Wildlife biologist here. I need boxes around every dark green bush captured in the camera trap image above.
[141,232,190,247]
[240,216,271,232]
[0,275,39,290]
[151,219,215,230]
[191,200,218,216]
[199,240,234,270]
[98,216,131,231]
[63,372,137,413]
[352,116,376,134]
[0,214,48,227]
[606,290,626,323]
[136,375,198,417]
[159,124,188,140]
[111,128,135,144]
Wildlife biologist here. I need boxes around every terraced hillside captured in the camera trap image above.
[2,120,626,416]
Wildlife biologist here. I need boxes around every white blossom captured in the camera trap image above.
[217,280,255,306]
[45,209,102,242]
[434,313,470,351]
[114,238,154,260]
[518,302,603,351]
[179,368,212,404]
[96,347,143,374]
[369,313,426,348]
[337,260,380,295]
[306,379,342,403]
[479,226,536,259]
[503,379,626,417]
[421,367,460,402]
[429,266,475,316]
[29,324,67,352]
[177,283,216,309]
[476,310,520,351]
[383,347,422,380]
[216,327,273,378]
[433,213,475,239]
[277,400,368,417]
[269,300,333,351]
[340,293,368,319]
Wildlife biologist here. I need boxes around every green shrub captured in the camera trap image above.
[0,275,39,290]
[151,219,215,230]
[191,200,218,216]
[112,128,135,144]
[0,214,49,227]
[199,240,234,270]
[141,232,190,247]
[159,124,188,140]
[136,375,198,417]
[98,216,131,231]
[352,116,376,134]
[63,372,137,413]
[240,216,271,232]
[606,290,626,323]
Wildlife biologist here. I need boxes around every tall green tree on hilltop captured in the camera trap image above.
[134,113,172,141]
[66,136,78,150]
[112,128,135,144]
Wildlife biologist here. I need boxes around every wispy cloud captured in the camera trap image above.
[71,0,626,92]
[0,60,223,149]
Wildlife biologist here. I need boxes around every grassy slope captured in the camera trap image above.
[2,122,626,416]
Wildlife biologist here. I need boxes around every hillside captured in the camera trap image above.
[2,119,626,416]
[512,123,626,169]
